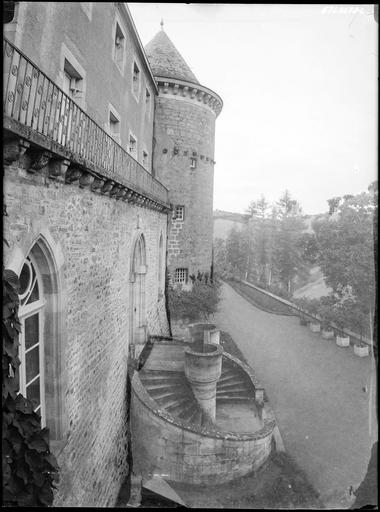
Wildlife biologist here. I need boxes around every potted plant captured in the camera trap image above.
[351,307,369,357]
[305,298,321,333]
[299,313,309,326]
[318,304,335,339]
[332,303,350,347]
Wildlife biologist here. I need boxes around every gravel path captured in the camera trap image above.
[213,282,377,506]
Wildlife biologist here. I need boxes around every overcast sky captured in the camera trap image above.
[129,3,378,215]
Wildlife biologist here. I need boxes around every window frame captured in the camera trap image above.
[113,19,126,75]
[129,132,137,158]
[18,254,47,427]
[108,104,121,144]
[58,43,86,109]
[174,205,185,221]
[132,60,141,101]
[174,268,189,284]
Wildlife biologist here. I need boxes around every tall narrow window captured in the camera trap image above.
[129,134,137,157]
[114,22,125,72]
[18,255,46,426]
[109,110,120,144]
[132,62,140,98]
[190,157,197,169]
[145,88,151,117]
[142,150,148,168]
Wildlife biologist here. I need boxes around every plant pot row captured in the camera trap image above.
[298,316,369,357]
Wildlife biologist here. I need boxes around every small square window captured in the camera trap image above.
[174,205,185,221]
[190,157,197,169]
[174,268,188,284]
[114,23,125,71]
[132,62,140,97]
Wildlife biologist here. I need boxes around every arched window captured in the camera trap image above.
[15,237,64,443]
[18,254,46,425]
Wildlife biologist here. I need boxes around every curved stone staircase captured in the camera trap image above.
[139,360,254,429]
[140,370,204,426]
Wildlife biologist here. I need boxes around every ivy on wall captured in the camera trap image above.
[2,266,59,506]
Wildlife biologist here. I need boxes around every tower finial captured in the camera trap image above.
[160,18,164,31]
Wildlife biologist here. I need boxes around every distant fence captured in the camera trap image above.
[229,279,373,347]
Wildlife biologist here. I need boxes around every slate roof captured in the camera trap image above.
[145,30,200,85]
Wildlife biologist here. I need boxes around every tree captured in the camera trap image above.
[247,195,270,219]
[327,196,341,215]
[313,189,377,337]
[225,226,249,279]
[271,192,305,294]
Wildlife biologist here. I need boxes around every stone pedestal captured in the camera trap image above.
[188,323,217,343]
[184,343,222,422]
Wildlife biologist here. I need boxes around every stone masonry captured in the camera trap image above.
[3,157,169,506]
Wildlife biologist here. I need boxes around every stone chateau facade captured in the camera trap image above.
[3,2,222,507]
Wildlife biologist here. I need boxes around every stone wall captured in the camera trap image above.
[3,159,169,507]
[153,94,216,279]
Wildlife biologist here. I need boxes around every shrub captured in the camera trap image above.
[168,278,222,323]
[3,267,59,506]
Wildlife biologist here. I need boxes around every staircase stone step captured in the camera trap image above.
[165,396,193,413]
[159,395,194,410]
[216,395,252,401]
[217,380,247,390]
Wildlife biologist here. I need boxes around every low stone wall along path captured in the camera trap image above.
[213,282,377,508]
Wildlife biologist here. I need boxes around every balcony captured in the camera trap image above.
[3,37,169,209]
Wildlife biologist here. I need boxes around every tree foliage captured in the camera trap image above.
[3,267,59,507]
[313,189,376,316]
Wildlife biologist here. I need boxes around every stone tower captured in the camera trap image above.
[145,27,223,286]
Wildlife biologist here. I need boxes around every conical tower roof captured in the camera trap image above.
[145,29,200,85]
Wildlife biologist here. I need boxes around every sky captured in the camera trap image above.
[128,3,378,215]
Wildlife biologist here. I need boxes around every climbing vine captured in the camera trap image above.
[2,266,59,506]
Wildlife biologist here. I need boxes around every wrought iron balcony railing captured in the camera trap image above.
[3,37,169,205]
